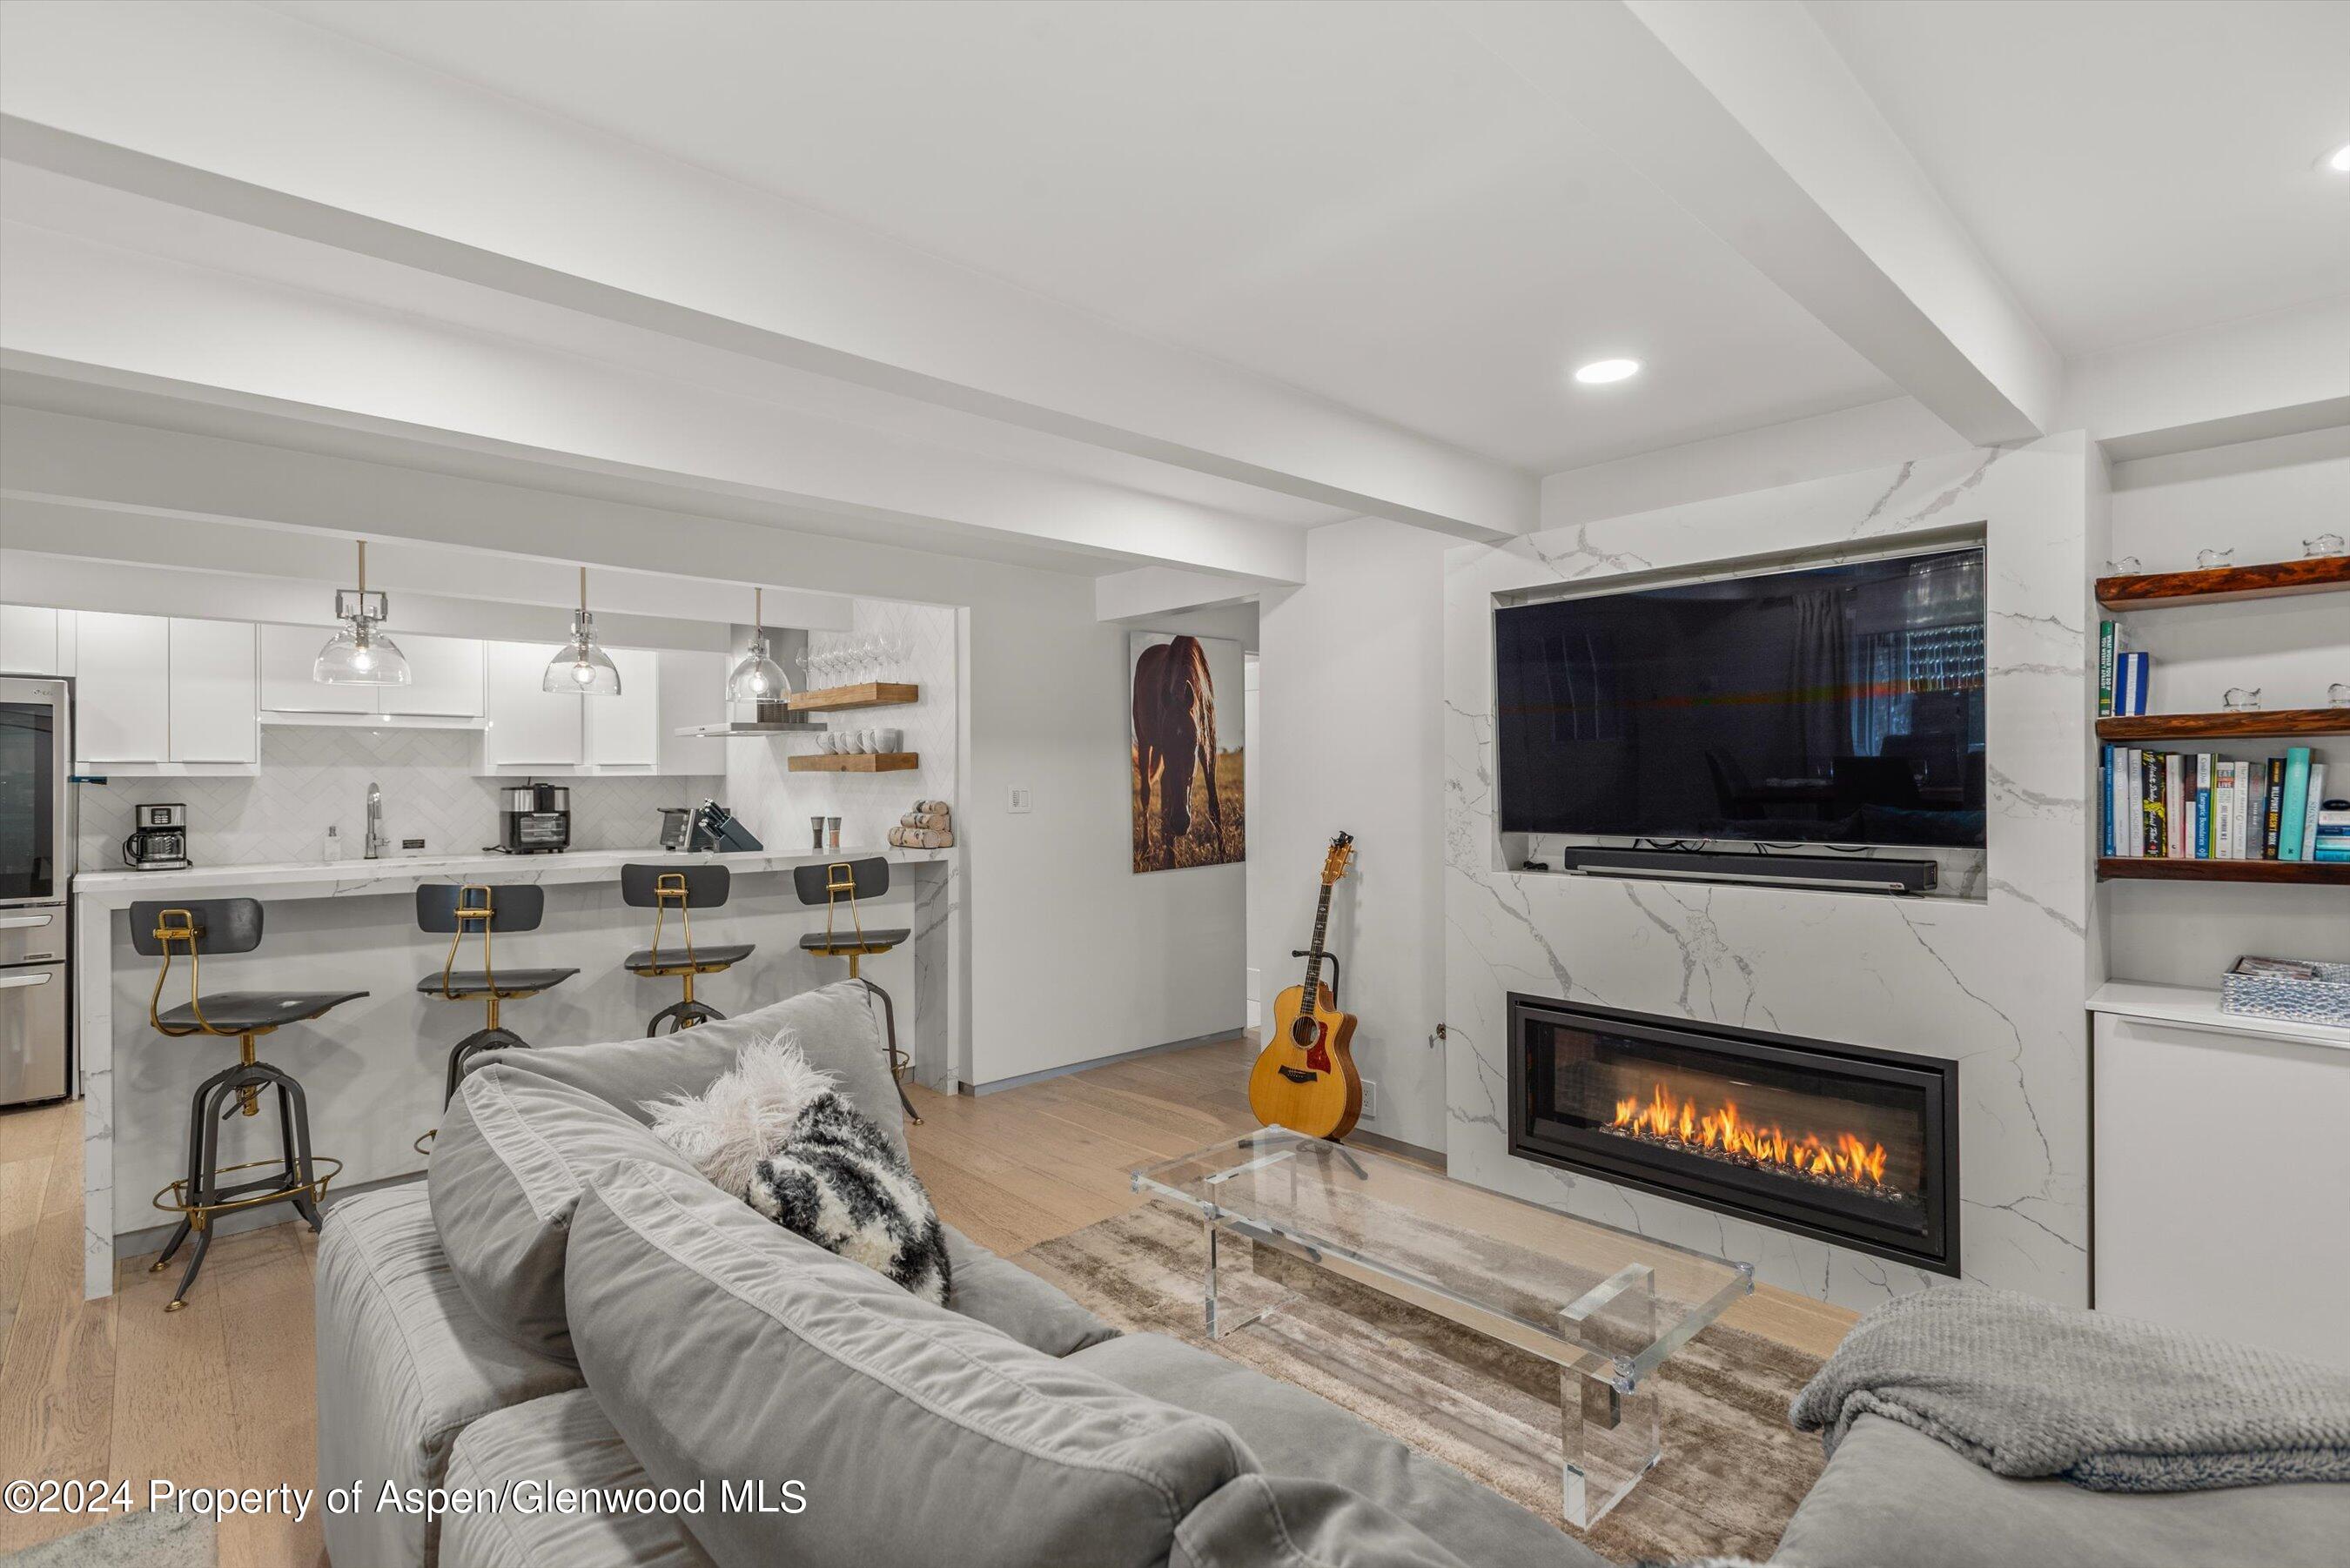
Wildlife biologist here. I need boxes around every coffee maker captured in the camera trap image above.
[123,802,192,870]
[494,783,571,854]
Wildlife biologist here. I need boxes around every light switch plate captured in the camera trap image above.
[1008,786,1032,814]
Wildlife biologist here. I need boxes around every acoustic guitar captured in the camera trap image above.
[1247,832,1362,1141]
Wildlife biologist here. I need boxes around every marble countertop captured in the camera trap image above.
[71,843,954,903]
[2089,979,2350,1052]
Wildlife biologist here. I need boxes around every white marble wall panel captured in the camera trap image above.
[1444,439,2096,1311]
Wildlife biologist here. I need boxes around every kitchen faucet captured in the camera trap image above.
[365,781,386,861]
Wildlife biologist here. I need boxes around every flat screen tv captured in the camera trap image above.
[1495,546,1986,849]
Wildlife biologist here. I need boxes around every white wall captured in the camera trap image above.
[2103,426,2350,983]
[1253,519,1449,1151]
[963,581,1246,1086]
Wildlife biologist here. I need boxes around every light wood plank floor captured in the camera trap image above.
[0,1033,1852,1566]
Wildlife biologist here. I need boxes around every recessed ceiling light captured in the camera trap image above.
[1573,358,1642,385]
[2328,142,2350,173]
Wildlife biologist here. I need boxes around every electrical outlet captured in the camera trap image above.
[1359,1079,1377,1119]
[1007,786,1032,814]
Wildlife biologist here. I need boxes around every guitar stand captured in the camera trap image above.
[1286,949,1341,1011]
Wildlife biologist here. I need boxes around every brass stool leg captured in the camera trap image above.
[165,1070,245,1311]
[151,1060,238,1276]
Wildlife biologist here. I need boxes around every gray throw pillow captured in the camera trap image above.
[472,981,905,1151]
[427,1064,707,1364]
[565,1159,1258,1568]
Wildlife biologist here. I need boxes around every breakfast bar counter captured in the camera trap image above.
[72,845,961,1299]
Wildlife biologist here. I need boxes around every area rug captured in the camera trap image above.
[0,1510,213,1567]
[1016,1203,1826,1565]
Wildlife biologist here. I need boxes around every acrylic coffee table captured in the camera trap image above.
[1132,1128,1755,1528]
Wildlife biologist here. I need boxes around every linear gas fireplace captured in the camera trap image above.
[1508,996,1958,1275]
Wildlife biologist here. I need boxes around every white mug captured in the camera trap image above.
[818,732,840,754]
[877,727,903,754]
[860,728,882,754]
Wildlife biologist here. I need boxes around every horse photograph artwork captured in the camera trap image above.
[1129,632,1246,873]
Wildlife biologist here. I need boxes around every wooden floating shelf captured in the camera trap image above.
[2096,554,2350,611]
[2098,858,2349,885]
[2097,708,2350,741]
[789,752,919,773]
[787,682,919,712]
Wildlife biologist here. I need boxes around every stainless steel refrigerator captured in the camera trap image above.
[0,676,71,1107]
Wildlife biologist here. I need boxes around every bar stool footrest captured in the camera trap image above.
[150,1156,342,1223]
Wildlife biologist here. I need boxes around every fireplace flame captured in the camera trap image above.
[1608,1084,1890,1188]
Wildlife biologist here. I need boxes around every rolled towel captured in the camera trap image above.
[889,826,955,849]
[913,799,952,817]
[899,810,951,830]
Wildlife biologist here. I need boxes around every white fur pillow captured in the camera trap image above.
[642,1036,836,1196]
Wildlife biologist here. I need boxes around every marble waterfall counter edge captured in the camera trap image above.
[73,846,962,1299]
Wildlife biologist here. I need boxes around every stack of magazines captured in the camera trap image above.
[2099,743,2339,861]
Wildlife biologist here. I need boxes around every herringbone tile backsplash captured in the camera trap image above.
[77,726,719,871]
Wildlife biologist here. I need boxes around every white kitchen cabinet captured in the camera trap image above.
[659,649,728,775]
[582,647,660,767]
[0,606,62,674]
[71,612,171,762]
[482,640,582,767]
[379,634,486,717]
[166,620,258,763]
[259,623,374,714]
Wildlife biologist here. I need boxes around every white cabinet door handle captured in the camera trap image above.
[0,970,55,988]
[0,914,54,929]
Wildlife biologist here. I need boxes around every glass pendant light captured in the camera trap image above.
[544,566,622,695]
[724,586,791,702]
[313,539,413,686]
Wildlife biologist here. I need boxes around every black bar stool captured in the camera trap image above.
[416,883,579,1106]
[621,862,754,1035]
[131,898,364,1312]
[792,857,921,1125]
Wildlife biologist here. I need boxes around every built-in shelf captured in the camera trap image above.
[2097,858,2347,885]
[787,682,919,712]
[2089,980,2350,1052]
[2096,708,2350,741]
[789,752,919,773]
[2095,553,2350,611]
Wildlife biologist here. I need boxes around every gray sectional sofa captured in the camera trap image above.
[316,983,1601,1568]
[318,982,2350,1568]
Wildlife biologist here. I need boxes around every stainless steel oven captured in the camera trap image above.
[0,677,72,1106]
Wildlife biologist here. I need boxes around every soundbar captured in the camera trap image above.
[1557,846,1937,895]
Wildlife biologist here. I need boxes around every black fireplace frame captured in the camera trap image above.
[1507,994,1961,1276]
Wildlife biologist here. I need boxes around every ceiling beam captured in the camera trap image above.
[0,220,1309,584]
[0,405,1223,611]
[1453,0,2059,446]
[1093,566,1263,624]
[0,0,1530,539]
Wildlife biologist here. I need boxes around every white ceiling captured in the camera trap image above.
[1810,0,2350,356]
[260,0,1898,474]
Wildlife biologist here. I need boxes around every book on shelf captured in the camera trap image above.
[2263,759,2286,859]
[2114,651,2151,717]
[2097,621,2120,718]
[2096,746,2334,864]
[2277,747,2313,861]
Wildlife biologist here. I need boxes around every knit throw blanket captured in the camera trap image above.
[1790,1283,2350,1492]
